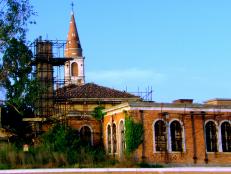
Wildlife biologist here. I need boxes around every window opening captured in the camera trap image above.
[112,123,117,153]
[205,121,218,152]
[221,122,231,152]
[155,120,167,151]
[107,124,112,153]
[170,121,183,152]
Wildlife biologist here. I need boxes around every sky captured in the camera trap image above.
[23,0,231,103]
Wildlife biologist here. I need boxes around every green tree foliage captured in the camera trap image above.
[42,124,80,153]
[125,116,143,155]
[0,0,34,51]
[92,105,105,120]
[0,38,35,115]
[0,0,34,95]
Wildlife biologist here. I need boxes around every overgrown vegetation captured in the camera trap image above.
[0,124,117,169]
[92,105,105,120]
[125,116,144,155]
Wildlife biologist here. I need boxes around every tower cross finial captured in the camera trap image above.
[71,1,74,13]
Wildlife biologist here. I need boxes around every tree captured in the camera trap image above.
[0,0,34,51]
[0,0,34,98]
[0,38,35,116]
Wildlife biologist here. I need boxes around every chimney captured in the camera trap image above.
[173,99,193,104]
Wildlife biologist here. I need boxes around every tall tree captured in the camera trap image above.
[0,38,33,115]
[0,0,34,50]
[0,0,34,97]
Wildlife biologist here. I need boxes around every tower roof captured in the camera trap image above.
[65,13,82,57]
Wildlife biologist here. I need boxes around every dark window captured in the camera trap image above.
[119,121,125,154]
[170,120,183,152]
[205,121,218,152]
[112,123,117,153]
[107,125,112,153]
[80,126,92,146]
[155,120,167,151]
[221,122,231,152]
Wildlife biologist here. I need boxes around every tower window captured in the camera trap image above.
[154,120,167,152]
[205,121,218,152]
[221,122,231,152]
[71,62,78,77]
[170,120,183,152]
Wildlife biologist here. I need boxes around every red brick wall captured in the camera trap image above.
[103,109,231,165]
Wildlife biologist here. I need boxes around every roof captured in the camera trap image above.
[56,83,140,100]
[103,101,231,116]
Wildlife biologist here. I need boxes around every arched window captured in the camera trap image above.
[205,121,218,152]
[80,126,92,146]
[221,122,231,152]
[170,120,183,152]
[71,62,78,76]
[154,120,167,151]
[119,120,125,156]
[112,123,117,153]
[107,124,112,153]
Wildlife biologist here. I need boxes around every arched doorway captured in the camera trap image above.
[80,126,92,146]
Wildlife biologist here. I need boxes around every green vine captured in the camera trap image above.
[125,116,143,155]
[92,105,105,120]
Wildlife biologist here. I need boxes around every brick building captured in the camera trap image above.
[26,9,231,166]
[103,99,231,165]
[56,83,140,146]
[62,11,231,165]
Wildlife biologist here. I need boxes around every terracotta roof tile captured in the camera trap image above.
[56,83,139,99]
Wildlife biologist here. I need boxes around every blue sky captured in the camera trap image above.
[25,0,231,103]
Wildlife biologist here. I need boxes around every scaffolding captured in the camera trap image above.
[128,86,153,101]
[29,37,72,122]
[26,37,154,134]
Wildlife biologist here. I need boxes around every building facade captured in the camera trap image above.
[103,99,231,165]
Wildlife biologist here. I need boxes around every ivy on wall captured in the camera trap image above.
[125,116,143,155]
[92,106,105,120]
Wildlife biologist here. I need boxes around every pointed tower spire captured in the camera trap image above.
[65,13,82,57]
[64,4,85,86]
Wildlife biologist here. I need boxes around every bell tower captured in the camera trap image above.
[64,6,85,85]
